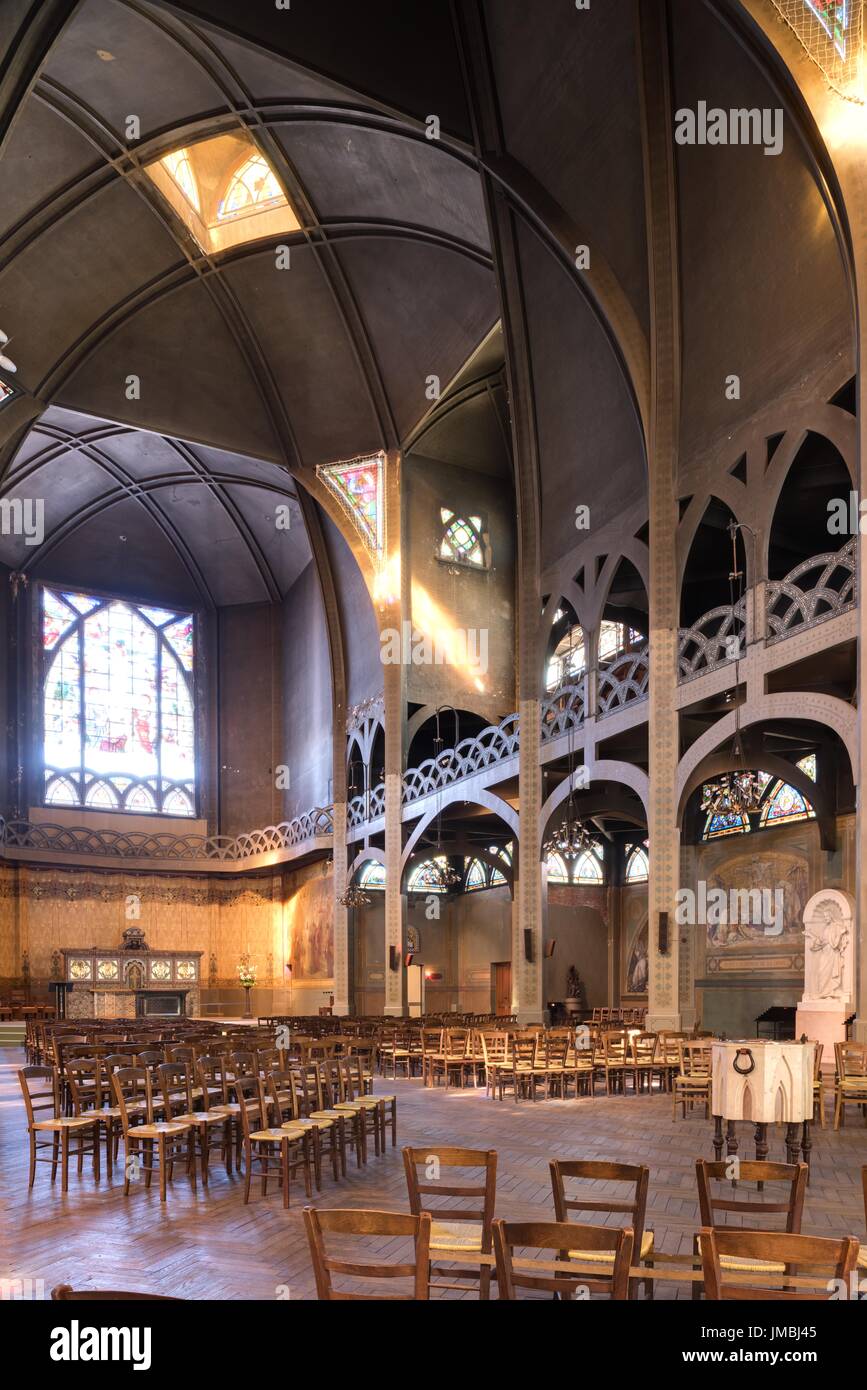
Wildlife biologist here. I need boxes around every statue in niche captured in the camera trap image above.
[804,897,849,1001]
[125,960,145,991]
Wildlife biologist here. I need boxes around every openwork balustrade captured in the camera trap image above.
[677,542,856,680]
[401,714,520,804]
[678,597,746,681]
[0,808,334,864]
[597,645,649,716]
[765,539,856,643]
[541,682,585,742]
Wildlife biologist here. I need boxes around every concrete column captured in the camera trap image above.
[331,799,350,1016]
[513,698,544,1023]
[382,450,407,1017]
[638,0,682,1032]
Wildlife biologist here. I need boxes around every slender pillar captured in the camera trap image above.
[638,0,682,1031]
[382,450,407,1017]
[513,700,544,1023]
[331,798,350,1016]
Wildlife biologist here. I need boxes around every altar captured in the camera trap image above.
[61,928,202,1019]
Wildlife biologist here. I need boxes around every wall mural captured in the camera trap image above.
[625,919,649,996]
[286,872,334,981]
[703,851,808,948]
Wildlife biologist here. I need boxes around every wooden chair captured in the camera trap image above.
[834,1041,867,1129]
[630,1032,663,1094]
[493,1219,633,1300]
[673,1040,712,1119]
[265,1068,341,1187]
[111,1066,195,1202]
[18,1066,100,1192]
[335,1056,385,1156]
[496,1033,540,1102]
[234,1073,312,1209]
[811,1041,826,1128]
[156,1062,231,1187]
[304,1207,432,1301]
[694,1159,807,1299]
[403,1146,497,1298]
[343,1053,396,1145]
[478,1030,509,1097]
[550,1159,653,1299]
[598,1030,629,1095]
[698,1229,859,1300]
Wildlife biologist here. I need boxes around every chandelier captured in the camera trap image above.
[429,856,462,889]
[543,814,593,862]
[338,882,372,909]
[700,770,764,818]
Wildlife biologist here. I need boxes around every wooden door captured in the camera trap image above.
[492,962,512,1018]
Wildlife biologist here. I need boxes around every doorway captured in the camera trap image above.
[492,961,512,1018]
[407,963,425,1018]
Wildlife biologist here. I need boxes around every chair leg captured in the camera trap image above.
[281,1139,291,1210]
[61,1126,70,1193]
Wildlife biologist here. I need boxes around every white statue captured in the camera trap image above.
[803,894,851,1003]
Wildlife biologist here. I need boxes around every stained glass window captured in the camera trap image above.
[407,857,450,893]
[545,852,570,883]
[464,858,486,891]
[575,848,604,883]
[491,865,508,887]
[218,154,284,221]
[359,861,386,889]
[803,0,851,58]
[438,509,487,569]
[760,781,814,827]
[316,454,384,556]
[41,585,196,817]
[160,149,200,214]
[700,767,816,840]
[703,810,751,839]
[626,846,649,883]
[797,753,817,782]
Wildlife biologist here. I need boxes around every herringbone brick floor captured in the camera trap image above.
[3,1049,866,1300]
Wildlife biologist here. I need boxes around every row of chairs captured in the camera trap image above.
[304,1152,867,1300]
[19,1050,397,1204]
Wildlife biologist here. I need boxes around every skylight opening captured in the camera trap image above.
[146,132,301,255]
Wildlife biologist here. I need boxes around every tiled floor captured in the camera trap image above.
[3,1049,866,1300]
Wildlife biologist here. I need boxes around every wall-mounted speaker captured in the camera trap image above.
[544,939,556,958]
[523,929,534,963]
[404,951,415,968]
[658,912,669,956]
[389,946,400,972]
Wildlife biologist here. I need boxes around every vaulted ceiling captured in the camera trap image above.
[0,0,854,608]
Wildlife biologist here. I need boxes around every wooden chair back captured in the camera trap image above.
[836,1041,867,1077]
[156,1062,195,1120]
[696,1160,807,1233]
[403,1146,496,1250]
[18,1065,59,1126]
[479,1031,510,1065]
[678,1039,712,1077]
[550,1159,649,1257]
[303,1207,432,1301]
[110,1067,154,1135]
[698,1228,859,1300]
[631,1032,658,1064]
[493,1219,633,1300]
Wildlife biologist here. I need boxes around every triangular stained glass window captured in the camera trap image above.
[62,591,101,616]
[140,606,177,627]
[317,455,384,556]
[43,589,75,650]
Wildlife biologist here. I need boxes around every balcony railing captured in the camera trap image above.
[678,541,856,680]
[0,808,334,865]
